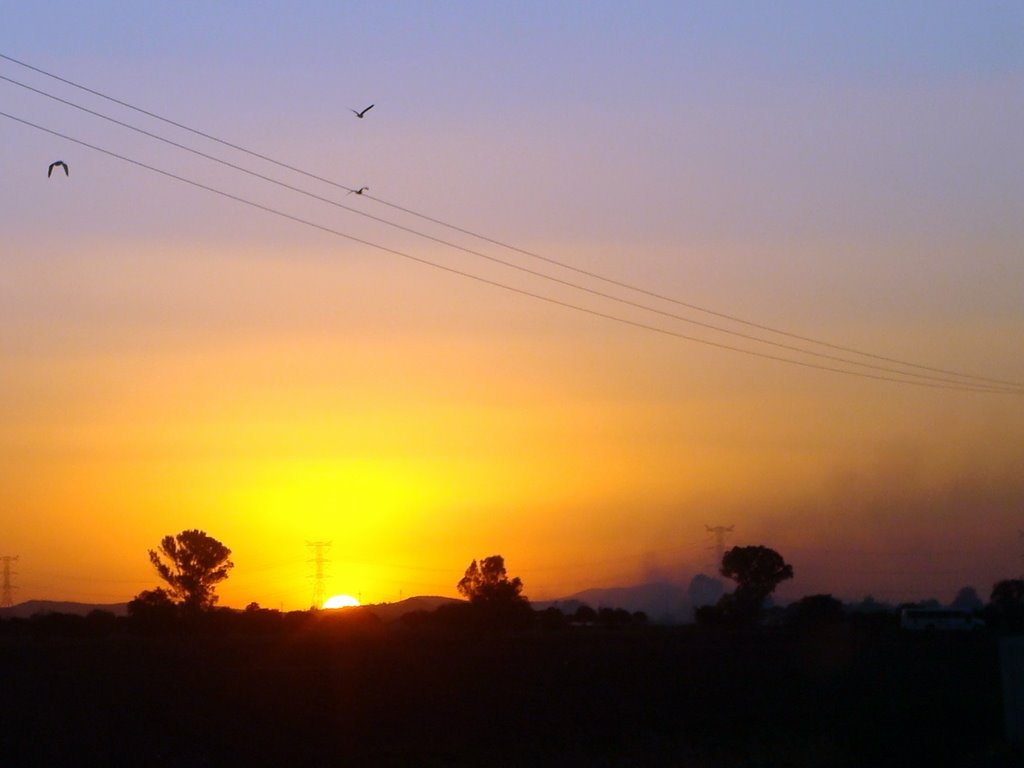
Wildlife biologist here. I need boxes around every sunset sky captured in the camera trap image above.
[2,3,1022,610]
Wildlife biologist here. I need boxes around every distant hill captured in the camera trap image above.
[0,600,129,619]
[0,586,695,624]
[535,582,694,624]
[361,585,696,625]
[0,597,460,622]
[360,595,463,623]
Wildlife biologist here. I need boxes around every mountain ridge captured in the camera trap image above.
[0,599,130,619]
[0,580,718,624]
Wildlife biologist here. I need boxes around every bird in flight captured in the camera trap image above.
[48,160,69,177]
[348,186,369,196]
[351,104,374,118]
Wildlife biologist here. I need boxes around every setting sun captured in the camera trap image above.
[323,594,360,609]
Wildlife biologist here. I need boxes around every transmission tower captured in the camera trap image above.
[705,525,734,570]
[306,541,331,609]
[1,555,19,608]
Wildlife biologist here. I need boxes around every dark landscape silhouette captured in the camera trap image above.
[2,534,1021,766]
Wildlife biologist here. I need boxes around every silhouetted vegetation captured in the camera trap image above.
[145,529,234,611]
[126,587,178,630]
[698,544,794,625]
[0,598,1007,767]
[455,554,533,629]
[785,593,845,629]
[987,579,1024,631]
[952,586,985,612]
[9,557,1024,764]
[457,554,526,605]
[574,603,597,624]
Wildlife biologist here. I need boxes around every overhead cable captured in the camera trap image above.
[2,51,1018,391]
[3,108,1015,394]
[4,74,1016,390]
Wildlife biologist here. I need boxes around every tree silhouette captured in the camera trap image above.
[148,529,234,611]
[987,579,1024,630]
[950,586,983,612]
[456,555,532,629]
[574,604,597,624]
[457,555,526,605]
[786,593,844,628]
[721,545,793,601]
[127,587,178,629]
[712,545,794,623]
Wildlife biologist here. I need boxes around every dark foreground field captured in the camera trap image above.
[0,617,1012,767]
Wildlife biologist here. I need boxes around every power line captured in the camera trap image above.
[2,51,1020,392]
[5,75,1016,391]
[1,107,1016,395]
[359,198,1024,391]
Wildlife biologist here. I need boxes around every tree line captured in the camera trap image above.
[28,528,1017,634]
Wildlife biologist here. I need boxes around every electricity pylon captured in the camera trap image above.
[1,555,18,608]
[306,541,331,609]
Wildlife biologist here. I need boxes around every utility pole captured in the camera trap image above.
[1,555,18,608]
[705,525,734,571]
[306,541,331,609]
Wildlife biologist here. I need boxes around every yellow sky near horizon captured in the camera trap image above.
[3,241,1021,608]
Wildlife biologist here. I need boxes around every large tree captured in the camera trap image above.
[987,579,1024,630]
[717,545,793,622]
[456,554,532,629]
[721,545,794,600]
[148,529,234,610]
[457,555,527,606]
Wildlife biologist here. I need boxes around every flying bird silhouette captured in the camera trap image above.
[348,186,369,195]
[351,104,374,118]
[48,160,69,177]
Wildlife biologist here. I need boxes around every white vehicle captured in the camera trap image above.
[900,607,984,631]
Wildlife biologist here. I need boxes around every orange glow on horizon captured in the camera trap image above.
[2,228,1022,611]
[323,594,360,609]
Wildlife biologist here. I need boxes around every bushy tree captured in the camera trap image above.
[148,529,234,611]
[699,545,794,625]
[721,545,793,604]
[127,587,178,628]
[456,554,532,629]
[457,555,526,605]
[950,586,983,612]
[988,579,1024,630]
